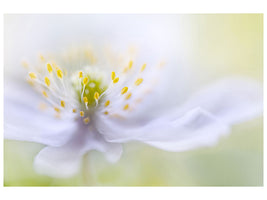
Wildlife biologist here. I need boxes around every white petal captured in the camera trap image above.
[34,125,122,178]
[176,77,263,125]
[4,84,78,147]
[95,107,229,151]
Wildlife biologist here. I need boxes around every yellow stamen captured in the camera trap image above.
[123,104,129,110]
[80,111,84,117]
[38,102,47,111]
[72,108,77,113]
[123,67,128,73]
[60,100,65,108]
[128,60,133,69]
[39,54,45,62]
[125,92,132,100]
[83,97,88,103]
[94,92,100,100]
[47,63,53,73]
[141,63,146,72]
[57,69,63,79]
[104,111,109,115]
[21,61,29,69]
[42,91,48,98]
[44,77,50,87]
[54,107,60,113]
[104,100,110,107]
[135,78,143,86]
[29,72,37,79]
[83,117,90,124]
[121,87,128,95]
[83,77,89,85]
[113,77,119,83]
[79,71,83,78]
[111,71,116,81]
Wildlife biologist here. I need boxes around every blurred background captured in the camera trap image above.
[4,14,263,186]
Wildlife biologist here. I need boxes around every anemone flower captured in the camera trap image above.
[4,15,263,178]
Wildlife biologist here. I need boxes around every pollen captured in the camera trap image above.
[135,78,143,86]
[111,71,116,80]
[80,111,84,117]
[123,104,129,110]
[83,96,88,103]
[47,63,53,73]
[60,100,65,108]
[44,77,50,87]
[54,107,60,113]
[140,63,146,72]
[57,69,63,79]
[83,77,89,85]
[128,60,133,69]
[121,87,128,95]
[72,108,77,113]
[125,92,132,100]
[113,77,119,84]
[94,92,100,100]
[83,117,90,124]
[104,100,110,107]
[42,91,48,98]
[29,72,37,79]
[79,71,83,78]
[104,111,109,115]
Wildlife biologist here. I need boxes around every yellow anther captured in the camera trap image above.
[111,71,116,80]
[104,111,109,115]
[104,100,110,107]
[72,108,77,113]
[128,60,133,69]
[121,87,128,95]
[80,111,84,117]
[57,69,63,79]
[54,107,60,113]
[123,104,129,110]
[113,77,119,84]
[135,78,143,86]
[125,92,132,100]
[83,77,89,85]
[52,63,58,70]
[60,100,65,108]
[94,92,100,100]
[141,63,146,72]
[42,91,48,98]
[44,77,50,87]
[47,63,53,73]
[83,97,88,103]
[29,72,37,79]
[83,117,90,124]
[38,102,47,111]
[39,54,45,62]
[123,67,128,73]
[79,71,83,78]
[21,61,29,69]
[54,113,61,119]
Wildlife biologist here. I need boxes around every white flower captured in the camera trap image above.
[4,15,262,178]
[4,45,262,178]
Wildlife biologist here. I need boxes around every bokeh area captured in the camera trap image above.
[4,14,263,186]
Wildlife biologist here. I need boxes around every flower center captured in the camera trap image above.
[72,68,108,110]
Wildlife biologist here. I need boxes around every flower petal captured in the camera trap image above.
[176,77,263,125]
[4,84,78,147]
[34,125,122,178]
[96,107,230,151]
